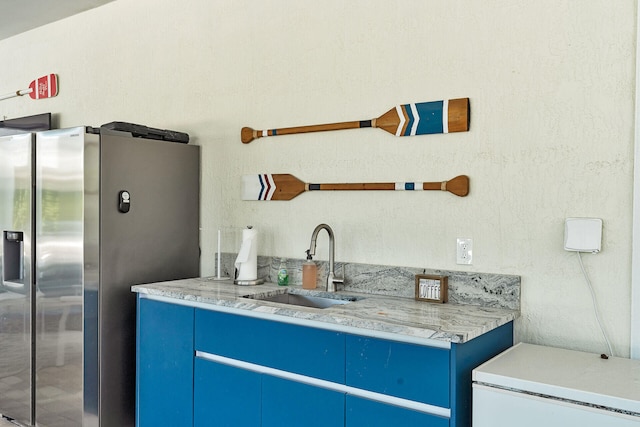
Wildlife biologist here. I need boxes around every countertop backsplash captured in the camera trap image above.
[218,253,520,311]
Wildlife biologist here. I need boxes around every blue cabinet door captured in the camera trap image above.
[262,375,345,427]
[194,358,261,427]
[136,298,194,427]
[346,395,449,427]
[346,335,450,407]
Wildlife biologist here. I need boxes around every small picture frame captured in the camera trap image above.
[415,274,448,303]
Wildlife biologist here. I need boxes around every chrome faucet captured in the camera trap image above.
[307,224,344,292]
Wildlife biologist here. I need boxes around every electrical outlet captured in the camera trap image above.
[457,238,473,265]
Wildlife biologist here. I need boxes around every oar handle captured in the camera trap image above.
[0,88,32,101]
[242,120,365,144]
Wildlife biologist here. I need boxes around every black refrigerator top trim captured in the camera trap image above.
[88,122,190,144]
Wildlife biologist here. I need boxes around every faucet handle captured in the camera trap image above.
[330,276,344,293]
[332,264,345,284]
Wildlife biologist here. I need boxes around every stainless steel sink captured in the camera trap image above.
[242,290,362,309]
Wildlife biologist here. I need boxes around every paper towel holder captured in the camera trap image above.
[233,225,264,286]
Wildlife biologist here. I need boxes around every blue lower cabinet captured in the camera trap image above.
[262,375,345,427]
[346,395,449,427]
[194,358,261,427]
[136,298,194,427]
[137,299,514,427]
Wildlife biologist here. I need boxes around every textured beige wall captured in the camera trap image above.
[0,0,636,356]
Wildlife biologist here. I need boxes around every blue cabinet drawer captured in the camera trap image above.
[194,358,261,427]
[195,309,345,382]
[346,335,450,407]
[346,395,449,427]
[262,375,345,427]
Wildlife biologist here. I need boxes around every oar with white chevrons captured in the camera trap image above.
[242,174,469,200]
[0,74,59,102]
[241,98,469,143]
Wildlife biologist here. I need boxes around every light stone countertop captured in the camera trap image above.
[132,277,519,345]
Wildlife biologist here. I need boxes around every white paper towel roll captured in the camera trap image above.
[235,226,258,281]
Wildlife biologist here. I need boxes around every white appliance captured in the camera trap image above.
[472,343,640,426]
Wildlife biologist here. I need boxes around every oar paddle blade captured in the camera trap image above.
[242,174,306,201]
[376,98,469,137]
[28,74,58,100]
[447,98,470,133]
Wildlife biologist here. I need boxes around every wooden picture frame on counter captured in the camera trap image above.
[415,274,448,303]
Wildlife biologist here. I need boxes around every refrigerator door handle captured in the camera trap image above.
[2,230,25,289]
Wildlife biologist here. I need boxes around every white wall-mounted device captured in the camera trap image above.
[563,218,602,253]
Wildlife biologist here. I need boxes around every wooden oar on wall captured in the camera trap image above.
[241,98,469,143]
[242,174,469,200]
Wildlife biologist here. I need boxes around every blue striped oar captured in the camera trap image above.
[241,98,469,143]
[242,174,469,200]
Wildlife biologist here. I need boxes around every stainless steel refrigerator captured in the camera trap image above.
[0,126,200,427]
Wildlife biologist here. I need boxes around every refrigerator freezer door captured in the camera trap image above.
[35,127,96,427]
[0,133,34,426]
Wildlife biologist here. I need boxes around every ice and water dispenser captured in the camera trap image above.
[2,230,24,286]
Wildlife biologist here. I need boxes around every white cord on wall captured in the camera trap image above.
[577,251,614,357]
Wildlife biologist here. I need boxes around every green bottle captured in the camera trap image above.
[277,258,289,286]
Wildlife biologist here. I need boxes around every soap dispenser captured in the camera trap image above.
[302,250,317,289]
[277,258,289,286]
